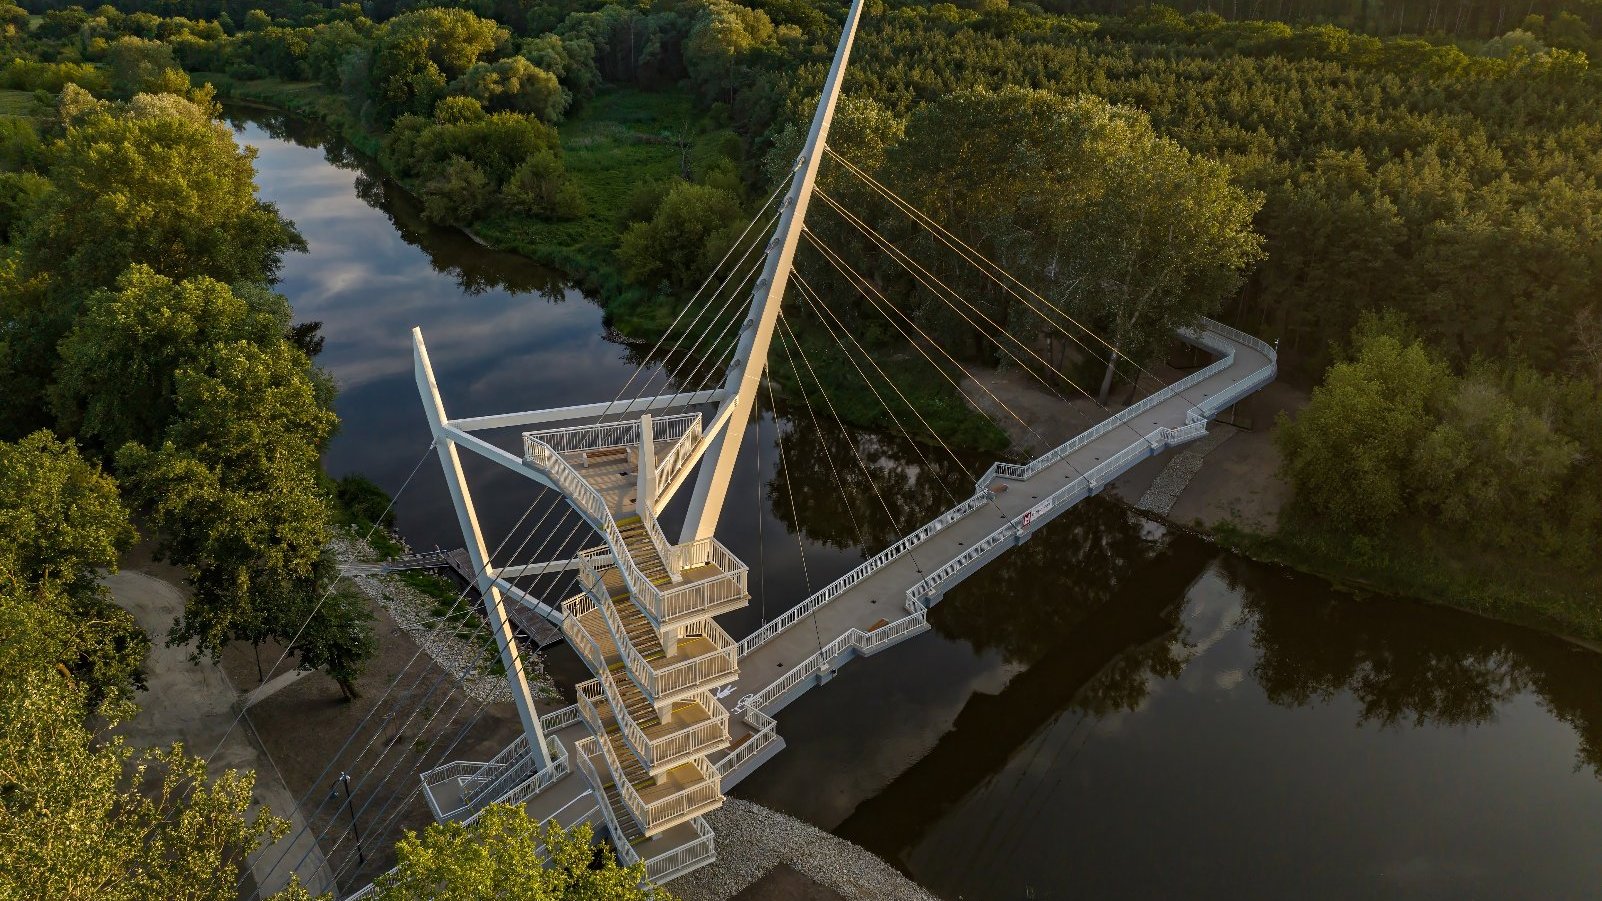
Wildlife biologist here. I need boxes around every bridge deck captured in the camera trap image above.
[721,322,1275,754]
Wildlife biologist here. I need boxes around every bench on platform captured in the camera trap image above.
[583,447,629,467]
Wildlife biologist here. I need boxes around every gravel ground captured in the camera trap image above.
[676,799,938,901]
[330,532,557,705]
[1135,427,1234,515]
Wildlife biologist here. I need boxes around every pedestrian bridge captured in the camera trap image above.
[324,0,1279,889]
[388,316,1274,889]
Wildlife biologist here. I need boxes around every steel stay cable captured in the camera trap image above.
[792,271,1029,537]
[605,171,795,407]
[815,186,1102,405]
[823,148,1119,375]
[770,322,870,557]
[252,485,581,893]
[274,491,592,855]
[300,497,609,897]
[637,218,778,399]
[826,148,1217,419]
[761,373,823,660]
[791,274,961,506]
[264,166,803,896]
[801,227,1078,478]
[301,196,788,878]
[205,443,435,766]
[776,314,922,573]
[813,191,1164,461]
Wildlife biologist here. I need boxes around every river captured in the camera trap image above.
[231,108,1602,900]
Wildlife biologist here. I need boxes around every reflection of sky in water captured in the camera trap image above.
[238,117,1602,901]
[236,118,862,641]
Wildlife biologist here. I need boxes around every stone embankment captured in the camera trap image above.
[329,532,557,705]
[678,799,937,901]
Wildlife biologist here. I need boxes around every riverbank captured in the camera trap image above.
[677,799,938,901]
[977,362,1602,645]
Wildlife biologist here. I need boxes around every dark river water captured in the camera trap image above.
[232,108,1602,900]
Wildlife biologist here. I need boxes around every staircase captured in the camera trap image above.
[617,515,672,587]
[524,427,737,841]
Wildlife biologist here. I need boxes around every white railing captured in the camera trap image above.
[580,679,729,772]
[642,816,716,883]
[588,718,722,832]
[714,707,778,778]
[461,738,571,825]
[653,416,704,496]
[637,499,677,582]
[525,413,701,455]
[541,703,582,733]
[737,490,992,656]
[574,736,641,864]
[740,612,929,715]
[578,678,655,771]
[578,566,662,694]
[525,437,655,613]
[651,622,739,697]
[561,592,612,671]
[977,317,1274,489]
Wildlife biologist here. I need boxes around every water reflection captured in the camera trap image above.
[232,107,1602,900]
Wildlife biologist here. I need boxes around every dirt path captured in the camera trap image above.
[959,359,1305,531]
[106,562,333,899]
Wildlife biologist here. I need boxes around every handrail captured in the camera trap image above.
[525,413,701,454]
[524,437,655,610]
[574,736,640,865]
[652,416,704,501]
[649,621,739,696]
[462,738,570,824]
[737,490,991,656]
[714,706,777,778]
[642,816,716,882]
[740,611,929,714]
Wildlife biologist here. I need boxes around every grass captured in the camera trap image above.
[1215,516,1602,643]
[193,72,383,156]
[473,85,735,309]
[195,74,1013,453]
[0,89,44,118]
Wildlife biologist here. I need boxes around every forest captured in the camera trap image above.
[1,0,1600,893]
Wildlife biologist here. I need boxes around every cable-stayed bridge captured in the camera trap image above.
[274,0,1276,893]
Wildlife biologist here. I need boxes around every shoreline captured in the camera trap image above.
[211,85,1598,654]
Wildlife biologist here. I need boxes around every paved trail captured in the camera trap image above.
[106,569,333,898]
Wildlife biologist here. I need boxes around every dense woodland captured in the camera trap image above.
[1,0,1600,893]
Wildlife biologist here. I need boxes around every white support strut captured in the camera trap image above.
[677,0,868,543]
[413,327,551,770]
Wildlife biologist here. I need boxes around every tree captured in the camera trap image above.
[0,578,290,901]
[19,90,304,293]
[1275,323,1454,533]
[0,432,146,706]
[890,88,1264,403]
[618,180,742,290]
[452,56,568,122]
[372,804,669,901]
[51,266,292,454]
[104,36,189,96]
[115,338,355,687]
[368,8,506,122]
[287,583,375,700]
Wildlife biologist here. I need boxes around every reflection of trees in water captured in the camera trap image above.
[767,413,1193,715]
[226,107,569,300]
[765,414,977,555]
[1225,557,1602,777]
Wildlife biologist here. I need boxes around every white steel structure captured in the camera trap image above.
[408,0,869,876]
[395,0,1281,884]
